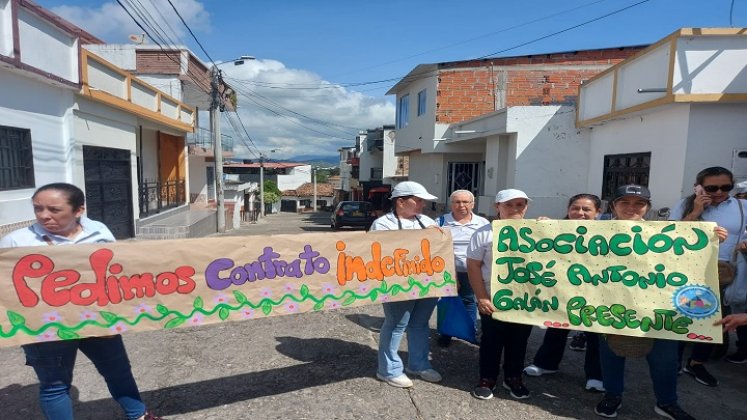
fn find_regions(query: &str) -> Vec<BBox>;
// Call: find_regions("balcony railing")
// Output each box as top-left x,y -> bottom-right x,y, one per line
186,127 -> 234,152
139,179 -> 186,218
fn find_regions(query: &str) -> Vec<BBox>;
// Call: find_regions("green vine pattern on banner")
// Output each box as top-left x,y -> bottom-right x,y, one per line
1,272 -> 455,340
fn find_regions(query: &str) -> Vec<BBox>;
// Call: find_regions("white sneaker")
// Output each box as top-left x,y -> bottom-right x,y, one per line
585,379 -> 605,392
523,364 -> 557,377
405,368 -> 442,383
376,373 -> 413,388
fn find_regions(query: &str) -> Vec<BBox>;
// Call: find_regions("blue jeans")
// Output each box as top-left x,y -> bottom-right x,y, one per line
22,335 -> 145,420
599,337 -> 678,405
378,297 -> 438,378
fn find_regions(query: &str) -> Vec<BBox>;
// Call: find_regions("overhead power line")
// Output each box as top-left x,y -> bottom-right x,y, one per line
165,0 -> 215,66
476,0 -> 653,59
214,0 -> 652,94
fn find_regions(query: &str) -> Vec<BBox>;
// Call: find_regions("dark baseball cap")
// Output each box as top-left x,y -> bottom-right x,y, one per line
613,184 -> 651,201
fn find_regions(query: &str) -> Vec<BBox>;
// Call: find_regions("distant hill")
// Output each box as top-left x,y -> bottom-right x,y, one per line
287,154 -> 338,166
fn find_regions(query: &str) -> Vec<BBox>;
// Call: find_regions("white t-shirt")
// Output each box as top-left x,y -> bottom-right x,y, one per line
439,212 -> 489,272
370,212 -> 437,231
0,217 -> 115,248
466,223 -> 494,294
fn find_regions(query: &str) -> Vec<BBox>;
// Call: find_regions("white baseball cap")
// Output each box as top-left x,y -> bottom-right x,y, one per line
390,181 -> 438,200
495,189 -> 531,203
733,181 -> 747,196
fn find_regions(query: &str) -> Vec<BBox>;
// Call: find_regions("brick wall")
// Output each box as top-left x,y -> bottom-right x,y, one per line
435,47 -> 643,124
136,50 -> 182,74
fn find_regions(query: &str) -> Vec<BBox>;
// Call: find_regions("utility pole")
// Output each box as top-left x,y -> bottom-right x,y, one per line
211,67 -> 226,233
259,154 -> 265,217
313,167 -> 317,212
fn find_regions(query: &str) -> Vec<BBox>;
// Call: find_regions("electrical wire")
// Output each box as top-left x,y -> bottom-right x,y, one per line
224,77 -> 364,134
329,0 -> 613,79
165,0 -> 215,66
471,0 -> 651,59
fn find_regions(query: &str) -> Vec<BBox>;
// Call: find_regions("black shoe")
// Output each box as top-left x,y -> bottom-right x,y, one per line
726,347 -> 747,364
569,332 -> 587,351
683,361 -> 718,387
502,376 -> 530,399
437,334 -> 452,348
654,403 -> 696,420
595,394 -> 622,418
471,378 -> 496,400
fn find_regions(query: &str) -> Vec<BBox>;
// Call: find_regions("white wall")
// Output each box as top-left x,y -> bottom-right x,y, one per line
84,45 -> 137,70
508,106 -> 591,218
138,128 -> 159,183
587,105 -> 690,210
18,8 -> 78,83
0,70 -> 75,225
276,165 -> 311,191
615,43 -> 670,110
188,156 -> 209,203
405,150 -> 444,200
139,75 -> 183,100
0,0 -> 13,57
674,36 -> 747,94
359,141 -> 381,183
392,75 -> 438,154
382,127 -> 396,180
88,59 -> 128,100
682,102 -> 747,193
579,72 -> 614,121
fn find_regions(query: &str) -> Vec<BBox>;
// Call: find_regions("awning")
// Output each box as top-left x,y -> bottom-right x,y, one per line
368,186 -> 391,198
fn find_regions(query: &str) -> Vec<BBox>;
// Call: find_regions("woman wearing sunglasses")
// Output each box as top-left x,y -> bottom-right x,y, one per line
670,167 -> 747,386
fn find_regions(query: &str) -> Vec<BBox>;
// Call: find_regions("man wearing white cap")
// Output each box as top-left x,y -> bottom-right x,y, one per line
371,181 -> 442,388
466,189 -> 534,400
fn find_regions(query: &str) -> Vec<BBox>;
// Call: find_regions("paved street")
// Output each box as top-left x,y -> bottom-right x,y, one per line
1,212 -> 746,419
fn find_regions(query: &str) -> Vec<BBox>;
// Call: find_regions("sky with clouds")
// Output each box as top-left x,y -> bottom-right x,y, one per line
36,0 -> 745,159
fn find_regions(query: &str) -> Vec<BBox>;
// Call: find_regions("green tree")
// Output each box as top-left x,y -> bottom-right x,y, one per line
315,169 -> 330,183
262,180 -> 281,203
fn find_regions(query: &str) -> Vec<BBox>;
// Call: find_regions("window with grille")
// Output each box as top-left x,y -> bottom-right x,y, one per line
601,152 -> 651,201
0,126 -> 35,191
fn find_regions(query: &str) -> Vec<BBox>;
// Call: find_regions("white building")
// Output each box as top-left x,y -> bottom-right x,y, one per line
0,1 -> 194,239
83,44 -> 237,209
386,47 -> 640,217
578,28 -> 747,210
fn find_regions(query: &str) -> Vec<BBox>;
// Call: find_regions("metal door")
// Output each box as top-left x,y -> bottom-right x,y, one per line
83,146 -> 134,239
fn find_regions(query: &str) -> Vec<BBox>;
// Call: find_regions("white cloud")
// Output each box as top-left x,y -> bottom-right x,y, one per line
219,59 -> 395,160
52,0 -> 210,44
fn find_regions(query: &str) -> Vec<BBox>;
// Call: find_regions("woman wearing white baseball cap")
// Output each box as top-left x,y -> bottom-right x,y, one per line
466,188 -> 535,400
371,181 -> 442,388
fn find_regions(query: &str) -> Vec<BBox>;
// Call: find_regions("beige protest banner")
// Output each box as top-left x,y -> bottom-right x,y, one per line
490,220 -> 723,343
0,229 -> 455,347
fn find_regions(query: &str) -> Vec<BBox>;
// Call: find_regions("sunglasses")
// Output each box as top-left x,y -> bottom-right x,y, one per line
702,184 -> 734,193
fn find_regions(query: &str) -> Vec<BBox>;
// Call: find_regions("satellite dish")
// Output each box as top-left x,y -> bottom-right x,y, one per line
128,34 -> 145,44
387,131 -> 396,141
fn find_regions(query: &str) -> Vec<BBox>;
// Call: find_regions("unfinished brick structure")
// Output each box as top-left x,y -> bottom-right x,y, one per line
435,48 -> 644,124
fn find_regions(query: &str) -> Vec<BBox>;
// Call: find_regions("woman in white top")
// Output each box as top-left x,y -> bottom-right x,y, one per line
371,181 -> 442,388
0,183 -> 160,420
466,189 -> 535,400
